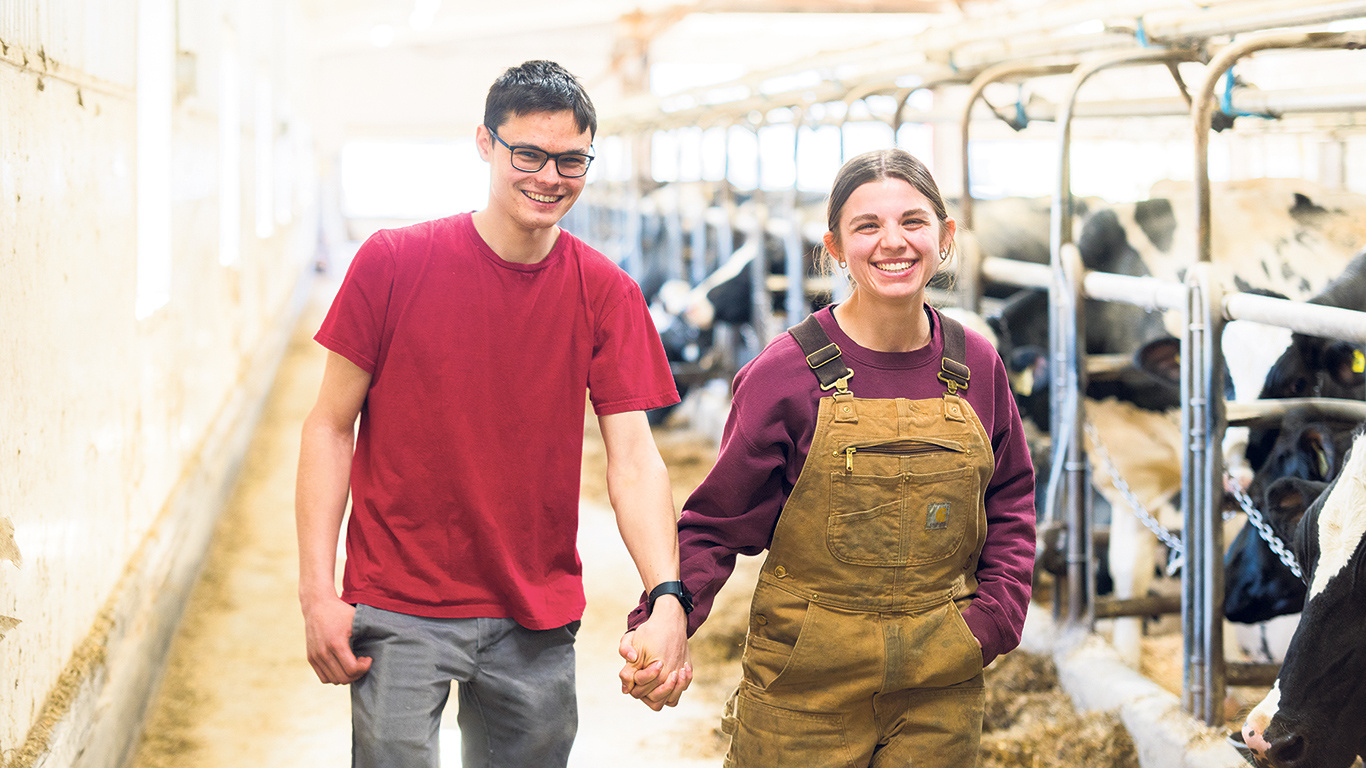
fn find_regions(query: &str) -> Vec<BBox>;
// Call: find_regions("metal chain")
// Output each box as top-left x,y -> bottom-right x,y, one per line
1081,421 -> 1304,580
1083,421 -> 1186,575
1228,481 -> 1304,579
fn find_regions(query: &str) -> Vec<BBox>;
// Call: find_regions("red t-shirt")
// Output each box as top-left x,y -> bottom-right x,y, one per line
316,213 -> 679,629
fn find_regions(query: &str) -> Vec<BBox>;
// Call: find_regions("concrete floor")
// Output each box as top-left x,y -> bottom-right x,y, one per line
127,275 -> 737,767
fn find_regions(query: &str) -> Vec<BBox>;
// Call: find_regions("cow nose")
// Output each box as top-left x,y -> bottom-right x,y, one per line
1266,732 -> 1306,765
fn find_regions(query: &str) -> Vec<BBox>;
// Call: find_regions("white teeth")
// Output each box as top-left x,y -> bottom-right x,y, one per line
876,262 -> 912,272
526,192 -> 559,203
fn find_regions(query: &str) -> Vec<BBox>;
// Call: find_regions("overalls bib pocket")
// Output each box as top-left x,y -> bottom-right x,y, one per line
828,464 -> 978,567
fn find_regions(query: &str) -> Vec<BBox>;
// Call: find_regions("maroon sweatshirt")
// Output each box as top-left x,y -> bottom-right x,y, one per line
630,305 -> 1037,666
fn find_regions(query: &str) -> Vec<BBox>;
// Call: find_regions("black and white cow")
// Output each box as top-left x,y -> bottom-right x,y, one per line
1075,182 -> 1366,404
1240,432 -> 1366,768
1225,250 -> 1366,624
1225,410 -> 1363,624
1252,247 -> 1366,420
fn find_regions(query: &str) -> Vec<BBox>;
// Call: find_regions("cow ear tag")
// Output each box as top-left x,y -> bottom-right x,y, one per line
1353,349 -> 1364,374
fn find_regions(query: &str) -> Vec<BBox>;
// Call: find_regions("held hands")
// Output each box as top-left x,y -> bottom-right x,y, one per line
618,599 -> 692,711
302,595 -> 372,685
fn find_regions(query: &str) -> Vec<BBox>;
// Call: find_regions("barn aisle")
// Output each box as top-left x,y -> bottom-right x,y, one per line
127,274 -> 734,767
122,271 -> 1154,768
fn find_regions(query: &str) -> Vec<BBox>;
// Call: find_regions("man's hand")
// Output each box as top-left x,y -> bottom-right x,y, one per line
617,599 -> 691,711
302,595 -> 372,685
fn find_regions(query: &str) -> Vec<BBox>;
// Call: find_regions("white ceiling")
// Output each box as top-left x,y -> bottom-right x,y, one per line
298,0 -> 963,150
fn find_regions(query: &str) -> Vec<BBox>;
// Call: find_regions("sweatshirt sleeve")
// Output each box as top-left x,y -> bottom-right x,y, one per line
627,340 -> 813,635
959,346 -> 1038,667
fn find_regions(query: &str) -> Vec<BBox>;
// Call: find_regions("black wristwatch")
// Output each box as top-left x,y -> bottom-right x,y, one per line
647,580 -> 694,615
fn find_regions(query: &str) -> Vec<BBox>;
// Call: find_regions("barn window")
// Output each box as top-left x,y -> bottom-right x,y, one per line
136,0 -> 173,319
218,28 -> 242,267
339,139 -> 486,221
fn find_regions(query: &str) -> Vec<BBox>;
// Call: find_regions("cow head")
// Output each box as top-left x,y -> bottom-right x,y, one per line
1259,333 -> 1365,402
1242,436 -> 1366,768
1246,414 -> 1357,511
1223,414 -> 1348,625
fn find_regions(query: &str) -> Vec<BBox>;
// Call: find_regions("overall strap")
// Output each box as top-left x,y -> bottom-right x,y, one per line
935,309 -> 972,422
789,313 -> 858,422
789,314 -> 853,393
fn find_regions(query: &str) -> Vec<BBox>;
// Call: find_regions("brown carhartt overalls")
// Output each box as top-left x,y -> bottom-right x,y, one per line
721,311 -> 993,768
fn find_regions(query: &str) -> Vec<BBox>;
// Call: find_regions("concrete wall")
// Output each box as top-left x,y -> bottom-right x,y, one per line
0,1 -> 314,766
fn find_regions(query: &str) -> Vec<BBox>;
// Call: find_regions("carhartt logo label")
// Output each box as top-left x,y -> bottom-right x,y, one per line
926,502 -> 950,530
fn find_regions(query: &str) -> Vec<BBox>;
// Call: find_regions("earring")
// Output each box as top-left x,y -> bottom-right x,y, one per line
939,249 -> 948,261
837,259 -> 847,268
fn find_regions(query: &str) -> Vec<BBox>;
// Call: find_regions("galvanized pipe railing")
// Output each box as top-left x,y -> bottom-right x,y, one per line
746,118 -> 773,347
957,58 -> 1079,233
1187,28 -> 1366,726
782,108 -> 807,326
1044,46 -> 1204,626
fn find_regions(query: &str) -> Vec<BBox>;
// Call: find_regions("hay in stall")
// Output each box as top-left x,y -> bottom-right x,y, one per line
980,650 -> 1140,768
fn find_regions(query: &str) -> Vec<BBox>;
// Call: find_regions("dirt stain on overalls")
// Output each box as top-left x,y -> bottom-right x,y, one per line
722,312 -> 993,768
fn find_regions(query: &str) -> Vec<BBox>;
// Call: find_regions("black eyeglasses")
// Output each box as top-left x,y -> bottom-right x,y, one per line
485,126 -> 594,178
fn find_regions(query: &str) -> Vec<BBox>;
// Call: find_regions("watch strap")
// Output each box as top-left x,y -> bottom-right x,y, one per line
647,580 -> 694,615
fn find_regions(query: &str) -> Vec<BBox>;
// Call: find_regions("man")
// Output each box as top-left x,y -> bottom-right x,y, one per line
296,60 -> 691,768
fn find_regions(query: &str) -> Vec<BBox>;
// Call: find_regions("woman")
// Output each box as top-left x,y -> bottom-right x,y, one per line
623,149 -> 1036,766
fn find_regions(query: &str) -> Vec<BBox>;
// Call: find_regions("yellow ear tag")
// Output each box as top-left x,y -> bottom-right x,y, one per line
1354,349 -> 1365,374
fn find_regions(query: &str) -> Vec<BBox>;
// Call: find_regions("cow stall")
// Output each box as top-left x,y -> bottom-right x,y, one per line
579,3 -> 1366,762
963,26 -> 1366,733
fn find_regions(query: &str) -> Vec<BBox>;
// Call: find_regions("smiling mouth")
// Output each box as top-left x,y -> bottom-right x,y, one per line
874,261 -> 917,274
524,191 -> 561,204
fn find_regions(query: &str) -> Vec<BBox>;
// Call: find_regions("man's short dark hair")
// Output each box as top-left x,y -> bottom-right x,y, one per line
484,60 -> 597,138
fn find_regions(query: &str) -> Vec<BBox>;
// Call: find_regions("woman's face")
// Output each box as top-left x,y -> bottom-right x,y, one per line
824,177 -> 955,306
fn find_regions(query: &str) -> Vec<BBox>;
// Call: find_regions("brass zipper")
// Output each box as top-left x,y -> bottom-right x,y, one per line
835,437 -> 966,472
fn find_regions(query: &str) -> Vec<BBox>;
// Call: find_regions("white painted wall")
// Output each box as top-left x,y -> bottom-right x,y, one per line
0,1 -> 314,765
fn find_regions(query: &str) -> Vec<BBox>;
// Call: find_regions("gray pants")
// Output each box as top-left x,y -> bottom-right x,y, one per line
349,604 -> 579,768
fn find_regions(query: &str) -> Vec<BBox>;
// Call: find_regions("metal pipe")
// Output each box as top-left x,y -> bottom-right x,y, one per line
959,58 -> 1079,231
602,1 -> 1366,133
749,118 -> 772,346
665,135 -> 686,283
982,260 -> 1188,307
626,133 -> 645,281
1194,30 -> 1366,268
1224,293 -> 1366,342
1046,50 -> 1202,628
1227,397 -> 1366,427
1200,264 -> 1228,727
1082,271 -> 1188,311
1188,29 -> 1366,725
1226,662 -> 1283,687
956,233 -> 984,313
1062,242 -> 1089,625
718,122 -> 736,273
981,256 -> 1051,289
1092,594 -> 1184,619
1174,267 -> 1196,710
1231,85 -> 1366,115
1181,266 -> 1207,720
1147,0 -> 1366,42
879,83 -> 1366,130
785,109 -> 807,324
690,200 -> 708,285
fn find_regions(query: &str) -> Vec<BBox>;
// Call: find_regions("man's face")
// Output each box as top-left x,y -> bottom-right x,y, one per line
477,110 -> 593,235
